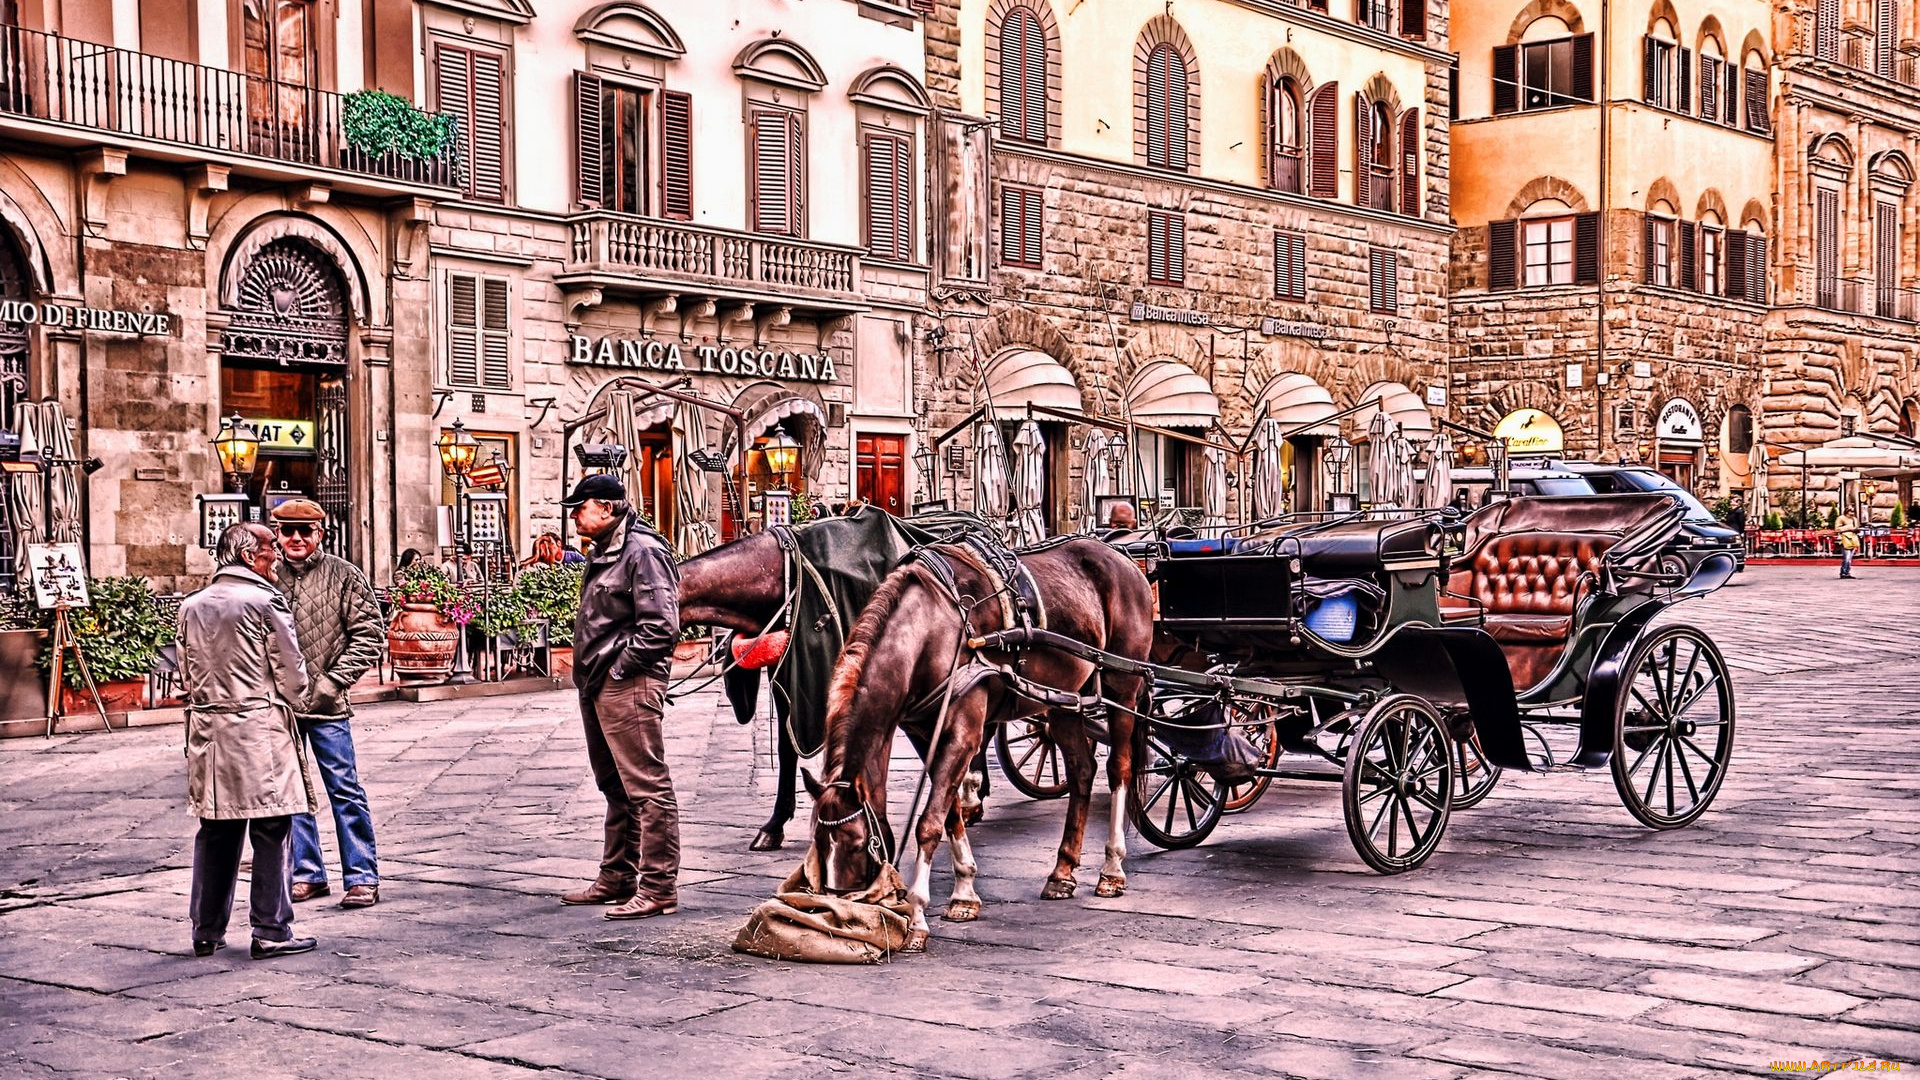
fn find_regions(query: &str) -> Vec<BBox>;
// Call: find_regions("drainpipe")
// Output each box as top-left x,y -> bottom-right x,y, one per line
1595,0 -> 1612,462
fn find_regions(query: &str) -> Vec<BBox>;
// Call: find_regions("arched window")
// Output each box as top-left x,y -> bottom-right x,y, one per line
1270,77 -> 1303,193
1727,404 -> 1754,454
1145,44 -> 1189,170
1356,98 -> 1394,212
997,5 -> 1048,144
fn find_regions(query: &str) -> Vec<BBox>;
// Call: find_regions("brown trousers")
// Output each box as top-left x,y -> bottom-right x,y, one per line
581,674 -> 679,900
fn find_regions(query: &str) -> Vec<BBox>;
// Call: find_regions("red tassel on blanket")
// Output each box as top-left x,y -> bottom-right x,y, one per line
731,630 -> 791,670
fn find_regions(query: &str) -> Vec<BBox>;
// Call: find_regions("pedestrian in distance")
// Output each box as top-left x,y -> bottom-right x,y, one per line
179,523 -> 316,960
557,473 -> 684,920
1835,506 -> 1861,579
270,499 -> 386,908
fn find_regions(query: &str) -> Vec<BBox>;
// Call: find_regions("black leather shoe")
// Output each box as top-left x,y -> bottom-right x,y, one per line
193,939 -> 224,957
250,936 -> 317,959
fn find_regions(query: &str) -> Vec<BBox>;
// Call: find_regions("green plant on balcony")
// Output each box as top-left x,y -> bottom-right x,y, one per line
340,90 -> 458,162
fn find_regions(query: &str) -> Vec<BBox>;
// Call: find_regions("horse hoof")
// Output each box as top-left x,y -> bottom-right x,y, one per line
1095,875 -> 1127,898
748,828 -> 784,852
901,929 -> 929,954
942,900 -> 981,922
1040,878 -> 1077,900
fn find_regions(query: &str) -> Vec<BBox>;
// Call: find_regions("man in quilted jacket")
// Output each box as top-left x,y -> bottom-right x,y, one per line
271,499 -> 386,908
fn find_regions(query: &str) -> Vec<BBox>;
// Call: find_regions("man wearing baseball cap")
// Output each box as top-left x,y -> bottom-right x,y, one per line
268,499 -> 385,908
558,474 -> 683,919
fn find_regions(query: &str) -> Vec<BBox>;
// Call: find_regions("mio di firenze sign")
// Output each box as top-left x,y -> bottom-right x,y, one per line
568,334 -> 837,383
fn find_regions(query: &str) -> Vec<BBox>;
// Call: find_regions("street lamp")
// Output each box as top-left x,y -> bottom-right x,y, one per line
1489,437 -> 1511,497
1325,435 -> 1353,511
437,418 -> 479,684
212,413 -> 260,493
1863,478 -> 1880,523
762,430 -> 799,488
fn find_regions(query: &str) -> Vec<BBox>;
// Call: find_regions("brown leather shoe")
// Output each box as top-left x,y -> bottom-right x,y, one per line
339,884 -> 379,908
290,882 -> 330,903
560,879 -> 635,906
604,894 -> 677,920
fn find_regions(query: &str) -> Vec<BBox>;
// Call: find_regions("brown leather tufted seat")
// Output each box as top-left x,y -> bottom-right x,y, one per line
1446,531 -> 1614,689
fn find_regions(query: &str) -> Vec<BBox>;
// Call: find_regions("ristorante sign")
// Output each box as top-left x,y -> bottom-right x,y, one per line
0,299 -> 175,336
568,335 -> 837,383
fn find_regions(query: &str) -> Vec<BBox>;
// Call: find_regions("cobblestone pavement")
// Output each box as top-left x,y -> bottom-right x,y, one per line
3,566 -> 1917,1079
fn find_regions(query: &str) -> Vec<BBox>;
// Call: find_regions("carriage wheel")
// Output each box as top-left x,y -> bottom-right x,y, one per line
1126,729 -> 1225,849
1449,729 -> 1501,810
1611,624 -> 1735,830
996,718 -> 1071,800
1341,694 -> 1454,874
1223,704 -> 1282,814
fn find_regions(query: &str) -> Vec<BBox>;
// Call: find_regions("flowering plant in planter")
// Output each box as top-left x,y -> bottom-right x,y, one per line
393,564 -> 468,620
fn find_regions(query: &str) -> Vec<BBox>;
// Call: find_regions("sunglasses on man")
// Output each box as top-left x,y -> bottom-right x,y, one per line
276,523 -> 319,538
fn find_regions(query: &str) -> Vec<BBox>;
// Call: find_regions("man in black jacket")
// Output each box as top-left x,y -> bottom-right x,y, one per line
558,474 -> 682,919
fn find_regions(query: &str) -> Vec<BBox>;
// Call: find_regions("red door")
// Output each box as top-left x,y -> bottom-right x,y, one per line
857,434 -> 906,514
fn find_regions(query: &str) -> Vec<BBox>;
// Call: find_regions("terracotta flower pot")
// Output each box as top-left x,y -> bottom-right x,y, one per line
60,679 -> 148,717
548,647 -> 574,678
388,603 -> 458,682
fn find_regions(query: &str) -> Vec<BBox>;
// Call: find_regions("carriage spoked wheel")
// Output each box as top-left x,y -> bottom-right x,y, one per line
1341,694 -> 1455,874
1127,729 -> 1226,849
1449,728 -> 1502,810
1610,624 -> 1735,830
995,718 -> 1071,800
1223,703 -> 1282,815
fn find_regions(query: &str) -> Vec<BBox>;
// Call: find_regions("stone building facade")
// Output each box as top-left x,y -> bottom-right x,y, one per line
923,0 -> 1455,527
1762,0 -> 1920,515
0,0 -> 451,592
1448,0 -> 1777,496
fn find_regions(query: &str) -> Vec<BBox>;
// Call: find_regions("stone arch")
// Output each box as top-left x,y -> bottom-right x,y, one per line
1504,175 -> 1592,217
1646,0 -> 1680,35
216,213 -> 371,323
0,160 -> 74,297
1644,176 -> 1683,214
1740,29 -> 1769,65
985,0 -> 1062,146
1738,197 -> 1769,231
1117,323 -> 1209,389
1134,15 -> 1201,169
1505,0 -> 1585,42
1810,132 -> 1855,169
972,306 -> 1086,407
1476,380 -> 1566,431
1334,346 -> 1425,407
1696,14 -> 1727,55
1264,47 -> 1315,97
732,38 -> 827,92
1359,72 -> 1404,116
1695,188 -> 1730,223
572,2 -> 685,58
1236,341 -> 1341,415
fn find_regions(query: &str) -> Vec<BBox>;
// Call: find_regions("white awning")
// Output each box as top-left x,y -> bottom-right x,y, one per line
1351,381 -> 1434,439
1126,360 -> 1220,428
1776,436 -> 1920,471
980,348 -> 1082,418
741,394 -> 827,442
630,398 -> 675,431
1256,372 -> 1337,435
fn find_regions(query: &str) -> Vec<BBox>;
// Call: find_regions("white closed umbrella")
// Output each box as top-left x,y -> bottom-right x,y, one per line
1082,429 -> 1111,533
1202,446 -> 1228,527
1011,419 -> 1047,545
1366,412 -> 1396,506
1748,441 -> 1769,519
1421,431 -> 1454,509
1394,432 -> 1419,508
1252,417 -> 1285,521
974,422 -> 1010,526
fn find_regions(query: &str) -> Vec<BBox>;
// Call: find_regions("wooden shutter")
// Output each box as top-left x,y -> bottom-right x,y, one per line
864,133 -> 912,261
1146,46 -> 1188,169
1274,230 -> 1307,299
1724,62 -> 1738,124
574,72 -> 603,207
1368,249 -> 1398,312
1002,187 -> 1042,266
1816,0 -> 1838,59
1398,108 -> 1420,217
1725,230 -> 1750,299
1308,82 -> 1338,198
1148,210 -> 1184,285
468,52 -> 504,201
447,273 -> 479,387
751,109 -> 799,235
1643,37 -> 1658,102
659,90 -> 693,220
1816,188 -> 1840,306
481,277 -> 510,390
1401,0 -> 1425,40
1876,202 -> 1898,314
1748,235 -> 1767,304
1677,48 -> 1692,112
1488,219 -> 1518,290
1493,45 -> 1518,114
1260,72 -> 1273,185
1699,56 -> 1717,119
436,48 -> 475,196
1876,0 -> 1896,77
1744,68 -> 1769,132
1574,211 -> 1600,285
1679,220 -> 1697,290
1642,215 -> 1658,284
1000,8 -> 1047,143
1572,35 -> 1595,100
1353,94 -> 1371,209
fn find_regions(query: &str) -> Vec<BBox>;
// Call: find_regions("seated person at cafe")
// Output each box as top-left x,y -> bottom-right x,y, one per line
1105,501 -> 1138,530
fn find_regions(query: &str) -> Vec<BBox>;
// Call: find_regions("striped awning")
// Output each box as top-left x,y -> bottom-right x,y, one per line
1127,360 -> 1219,428
980,348 -> 1082,418
1351,381 -> 1434,439
1255,372 -> 1338,435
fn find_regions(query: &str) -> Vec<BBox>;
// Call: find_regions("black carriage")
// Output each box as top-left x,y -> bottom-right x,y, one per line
987,493 -> 1738,874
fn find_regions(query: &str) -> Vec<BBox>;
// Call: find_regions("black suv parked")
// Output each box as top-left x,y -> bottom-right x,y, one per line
1555,462 -> 1746,575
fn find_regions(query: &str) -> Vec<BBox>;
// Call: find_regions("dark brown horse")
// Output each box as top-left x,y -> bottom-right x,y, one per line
804,537 -> 1154,949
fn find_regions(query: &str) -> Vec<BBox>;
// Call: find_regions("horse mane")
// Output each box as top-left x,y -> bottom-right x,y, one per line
822,560 -> 932,776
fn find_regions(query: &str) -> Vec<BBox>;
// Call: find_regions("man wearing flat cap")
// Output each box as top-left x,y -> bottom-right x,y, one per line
269,498 -> 386,909
558,473 -> 683,919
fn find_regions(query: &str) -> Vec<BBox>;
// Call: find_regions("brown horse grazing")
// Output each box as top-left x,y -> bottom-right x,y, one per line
804,536 -> 1154,949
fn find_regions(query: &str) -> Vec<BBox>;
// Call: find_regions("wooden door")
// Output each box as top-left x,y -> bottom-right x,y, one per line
857,434 -> 906,514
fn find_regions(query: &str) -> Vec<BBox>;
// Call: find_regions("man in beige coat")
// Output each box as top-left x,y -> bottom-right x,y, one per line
179,523 -> 316,959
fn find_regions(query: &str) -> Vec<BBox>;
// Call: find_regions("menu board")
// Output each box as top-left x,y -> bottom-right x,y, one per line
26,543 -> 90,610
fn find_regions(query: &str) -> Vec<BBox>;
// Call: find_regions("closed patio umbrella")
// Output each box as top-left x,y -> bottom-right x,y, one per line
1082,429 -> 1111,532
1394,432 -> 1419,508
1252,417 -> 1284,521
1421,431 -> 1454,509
671,399 -> 717,556
973,422 -> 1010,526
1202,446 -> 1228,527
1011,419 -> 1047,545
1366,412 -> 1396,507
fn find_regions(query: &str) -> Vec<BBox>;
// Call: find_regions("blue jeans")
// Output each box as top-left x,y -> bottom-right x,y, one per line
1841,548 -> 1855,576
291,718 -> 379,888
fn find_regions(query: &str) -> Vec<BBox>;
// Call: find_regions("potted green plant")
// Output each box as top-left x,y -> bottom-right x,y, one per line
514,563 -> 582,676
1891,503 -> 1908,530
45,576 -> 173,715
387,564 -> 464,682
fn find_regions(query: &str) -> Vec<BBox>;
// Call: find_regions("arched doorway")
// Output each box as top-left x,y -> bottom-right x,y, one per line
724,382 -> 826,539
219,236 -> 353,559
977,347 -> 1081,534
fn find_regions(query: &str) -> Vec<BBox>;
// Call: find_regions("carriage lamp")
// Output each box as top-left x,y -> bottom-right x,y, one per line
437,418 -> 479,480
212,413 -> 261,492
763,430 -> 800,487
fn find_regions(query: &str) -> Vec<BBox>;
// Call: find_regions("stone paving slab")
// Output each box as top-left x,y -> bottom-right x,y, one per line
2,566 -> 1917,1078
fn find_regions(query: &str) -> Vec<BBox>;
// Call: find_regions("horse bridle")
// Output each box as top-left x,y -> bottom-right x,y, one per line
816,780 -> 889,891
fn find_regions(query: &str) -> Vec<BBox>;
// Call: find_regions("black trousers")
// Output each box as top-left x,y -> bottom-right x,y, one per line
189,816 -> 294,944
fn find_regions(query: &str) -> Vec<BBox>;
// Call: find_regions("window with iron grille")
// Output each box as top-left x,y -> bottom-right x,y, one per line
446,272 -> 512,391
1269,77 -> 1303,193
1368,248 -> 1399,313
1148,210 -> 1186,286
1274,230 -> 1306,300
1000,185 -> 1044,268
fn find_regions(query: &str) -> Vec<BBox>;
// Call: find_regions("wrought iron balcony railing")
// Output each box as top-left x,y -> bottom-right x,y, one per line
0,25 -> 455,187
567,212 -> 861,299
